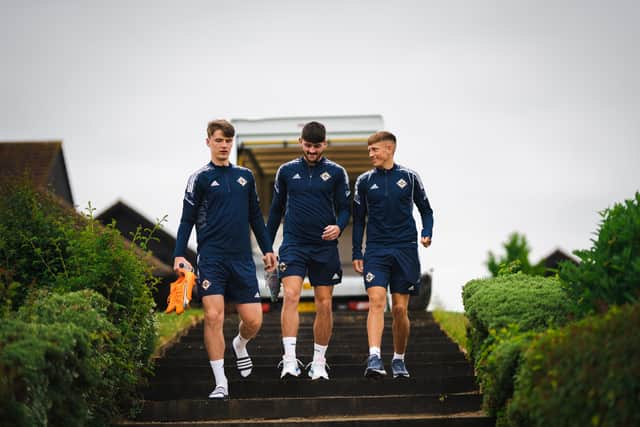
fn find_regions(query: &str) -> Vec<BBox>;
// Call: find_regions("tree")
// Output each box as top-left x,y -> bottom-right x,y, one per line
486,232 -> 545,277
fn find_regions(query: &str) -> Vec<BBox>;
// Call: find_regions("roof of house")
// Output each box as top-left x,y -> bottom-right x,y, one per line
0,141 -> 74,205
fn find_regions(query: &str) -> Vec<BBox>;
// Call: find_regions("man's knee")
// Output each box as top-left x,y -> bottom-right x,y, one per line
243,314 -> 262,332
315,296 -> 332,315
204,307 -> 224,328
368,291 -> 386,312
392,303 -> 408,319
283,286 -> 301,306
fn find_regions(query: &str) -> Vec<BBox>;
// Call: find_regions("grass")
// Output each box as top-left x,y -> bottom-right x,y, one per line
154,307 -> 204,356
432,309 -> 470,354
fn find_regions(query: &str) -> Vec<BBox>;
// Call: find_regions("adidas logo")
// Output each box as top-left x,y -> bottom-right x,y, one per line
211,180 -> 220,187
332,273 -> 340,280
408,285 -> 415,291
370,183 -> 379,190
292,173 -> 301,179
254,291 -> 260,298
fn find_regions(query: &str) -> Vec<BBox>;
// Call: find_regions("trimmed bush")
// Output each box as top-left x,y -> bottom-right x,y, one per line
507,302 -> 640,427
560,192 -> 640,317
462,273 -> 570,364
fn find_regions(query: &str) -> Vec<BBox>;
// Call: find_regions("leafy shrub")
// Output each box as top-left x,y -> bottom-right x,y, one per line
462,273 -> 570,364
0,179 -> 159,424
506,302 -> 640,427
0,319 -> 93,426
560,192 -> 640,317
53,216 -> 158,386
474,326 -> 537,421
16,290 -> 123,425
0,178 -> 76,310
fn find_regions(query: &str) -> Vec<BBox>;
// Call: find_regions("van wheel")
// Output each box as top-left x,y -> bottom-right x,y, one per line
408,274 -> 432,311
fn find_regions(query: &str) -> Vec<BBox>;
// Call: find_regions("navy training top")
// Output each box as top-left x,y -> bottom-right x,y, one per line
174,162 -> 273,259
352,163 -> 434,260
266,156 -> 351,246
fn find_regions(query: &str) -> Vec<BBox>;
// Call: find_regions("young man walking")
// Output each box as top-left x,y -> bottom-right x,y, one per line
266,121 -> 351,380
174,119 -> 277,399
352,131 -> 434,378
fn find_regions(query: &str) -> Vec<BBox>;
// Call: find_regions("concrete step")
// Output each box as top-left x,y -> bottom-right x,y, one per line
161,341 -> 462,356
118,412 -> 495,426
143,376 -> 479,400
151,361 -> 473,381
135,392 -> 484,422
178,332 -> 450,343
155,351 -> 468,367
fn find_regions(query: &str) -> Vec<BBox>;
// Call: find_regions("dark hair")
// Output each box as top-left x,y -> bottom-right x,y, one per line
368,131 -> 396,145
301,121 -> 326,143
207,119 -> 235,138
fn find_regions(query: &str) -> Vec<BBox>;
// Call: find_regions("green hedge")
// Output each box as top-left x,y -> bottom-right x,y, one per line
506,302 -> 640,427
560,192 -> 640,317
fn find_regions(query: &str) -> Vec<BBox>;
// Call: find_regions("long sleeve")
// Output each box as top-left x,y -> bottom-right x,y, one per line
412,171 -> 434,239
351,175 -> 367,260
248,172 -> 273,254
174,174 -> 201,258
334,166 -> 351,233
266,165 -> 287,243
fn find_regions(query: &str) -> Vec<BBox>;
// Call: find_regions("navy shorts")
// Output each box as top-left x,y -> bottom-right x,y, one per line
196,254 -> 260,304
277,244 -> 342,286
363,246 -> 420,295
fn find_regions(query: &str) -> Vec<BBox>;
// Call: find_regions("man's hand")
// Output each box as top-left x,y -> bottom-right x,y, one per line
263,252 -> 277,272
352,259 -> 363,274
173,256 -> 193,273
322,225 -> 341,241
421,236 -> 432,248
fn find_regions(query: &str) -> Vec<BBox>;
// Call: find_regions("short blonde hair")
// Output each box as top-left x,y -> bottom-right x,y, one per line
367,131 -> 396,145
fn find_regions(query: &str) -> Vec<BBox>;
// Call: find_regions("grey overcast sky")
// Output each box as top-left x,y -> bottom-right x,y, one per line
2,1 -> 639,310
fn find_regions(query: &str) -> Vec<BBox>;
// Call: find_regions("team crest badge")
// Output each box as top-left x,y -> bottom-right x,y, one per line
279,262 -> 287,272
237,177 -> 247,186
396,178 -> 407,189
320,172 -> 331,181
201,279 -> 211,290
365,272 -> 375,283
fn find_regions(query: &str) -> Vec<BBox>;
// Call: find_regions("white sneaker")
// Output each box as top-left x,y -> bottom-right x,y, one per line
208,384 -> 229,400
307,360 -> 329,380
278,357 -> 302,378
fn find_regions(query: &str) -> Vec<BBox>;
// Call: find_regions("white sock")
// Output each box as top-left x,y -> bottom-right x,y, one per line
393,352 -> 405,361
369,346 -> 381,358
283,337 -> 297,360
210,359 -> 227,389
233,333 -> 250,359
313,343 -> 328,363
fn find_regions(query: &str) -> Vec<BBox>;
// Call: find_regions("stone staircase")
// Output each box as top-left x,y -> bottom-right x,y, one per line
117,310 -> 494,426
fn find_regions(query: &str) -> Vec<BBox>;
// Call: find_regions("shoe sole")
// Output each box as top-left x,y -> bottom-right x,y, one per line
208,394 -> 230,400
393,373 -> 410,379
280,371 -> 301,379
364,368 -> 387,378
